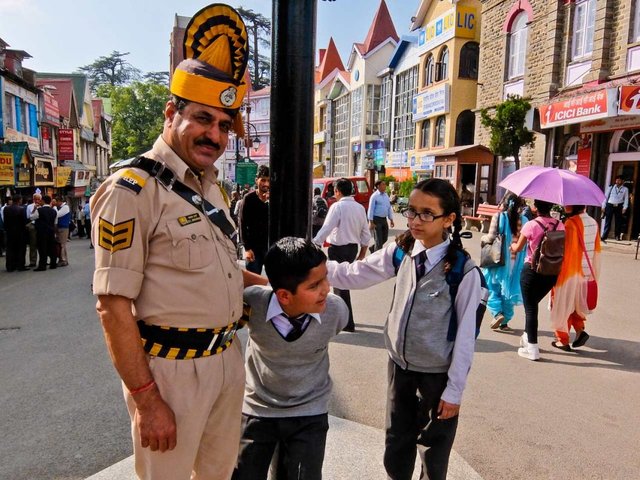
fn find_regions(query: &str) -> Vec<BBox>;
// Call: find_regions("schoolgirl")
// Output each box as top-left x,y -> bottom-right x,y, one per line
326,178 -> 484,480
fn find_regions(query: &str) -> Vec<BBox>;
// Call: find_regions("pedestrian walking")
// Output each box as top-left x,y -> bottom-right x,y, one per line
482,193 -> 528,332
368,180 -> 395,252
32,195 -> 58,271
325,179 -> 485,480
240,165 -> 270,274
511,199 -> 565,361
549,205 -> 601,350
25,193 -> 41,267
91,5 -> 265,479
311,187 -> 328,237
55,196 -> 71,266
313,178 -> 371,332
83,200 -> 92,248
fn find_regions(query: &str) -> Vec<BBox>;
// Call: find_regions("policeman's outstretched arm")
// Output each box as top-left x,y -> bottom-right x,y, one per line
96,294 -> 177,452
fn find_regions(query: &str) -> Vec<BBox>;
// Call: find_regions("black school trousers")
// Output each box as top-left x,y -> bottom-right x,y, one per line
520,263 -> 557,344
384,360 -> 458,480
233,413 -> 329,480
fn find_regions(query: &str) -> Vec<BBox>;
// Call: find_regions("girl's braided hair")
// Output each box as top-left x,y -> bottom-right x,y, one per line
396,178 -> 469,271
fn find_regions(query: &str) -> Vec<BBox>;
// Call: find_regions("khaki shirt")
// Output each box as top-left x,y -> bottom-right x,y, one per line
92,136 -> 243,328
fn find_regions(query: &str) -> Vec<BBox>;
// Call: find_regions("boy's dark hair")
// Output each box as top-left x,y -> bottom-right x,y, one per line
264,237 -> 327,294
396,178 -> 468,269
534,199 -> 554,215
313,187 -> 321,196
374,180 -> 384,188
256,165 -> 270,179
334,178 -> 353,196
42,195 -> 52,204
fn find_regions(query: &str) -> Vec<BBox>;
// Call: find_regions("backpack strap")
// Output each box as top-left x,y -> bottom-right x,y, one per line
446,250 -> 488,341
392,245 -> 406,275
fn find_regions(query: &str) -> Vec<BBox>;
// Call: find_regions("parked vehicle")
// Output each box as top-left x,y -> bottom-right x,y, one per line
312,176 -> 372,212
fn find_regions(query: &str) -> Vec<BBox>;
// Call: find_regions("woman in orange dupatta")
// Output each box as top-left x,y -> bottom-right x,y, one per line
549,205 -> 601,350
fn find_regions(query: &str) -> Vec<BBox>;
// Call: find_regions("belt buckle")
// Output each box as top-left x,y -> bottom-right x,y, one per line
219,324 -> 237,346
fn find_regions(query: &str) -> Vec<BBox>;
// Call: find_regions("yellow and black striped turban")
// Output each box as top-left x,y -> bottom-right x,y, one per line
170,3 -> 249,135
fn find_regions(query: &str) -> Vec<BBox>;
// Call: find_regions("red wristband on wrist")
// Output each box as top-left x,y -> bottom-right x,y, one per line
129,379 -> 156,396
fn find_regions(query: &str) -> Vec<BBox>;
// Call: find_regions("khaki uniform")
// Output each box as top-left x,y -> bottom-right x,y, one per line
92,136 -> 245,480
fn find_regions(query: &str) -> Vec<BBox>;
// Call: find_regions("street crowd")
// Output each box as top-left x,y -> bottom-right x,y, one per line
0,193 -> 92,272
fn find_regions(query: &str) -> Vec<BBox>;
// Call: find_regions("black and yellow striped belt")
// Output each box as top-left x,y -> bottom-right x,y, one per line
137,320 -> 238,360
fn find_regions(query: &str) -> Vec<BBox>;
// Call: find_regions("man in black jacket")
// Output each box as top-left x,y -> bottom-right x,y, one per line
241,165 -> 270,274
32,195 -> 58,271
3,195 -> 30,272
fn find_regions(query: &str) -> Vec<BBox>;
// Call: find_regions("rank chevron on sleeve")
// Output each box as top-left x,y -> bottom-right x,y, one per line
98,217 -> 135,253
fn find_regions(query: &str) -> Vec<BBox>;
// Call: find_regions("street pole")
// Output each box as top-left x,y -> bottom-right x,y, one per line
270,0 -> 316,243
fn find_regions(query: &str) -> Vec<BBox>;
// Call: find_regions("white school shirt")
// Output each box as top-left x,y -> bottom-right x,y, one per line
312,196 -> 371,247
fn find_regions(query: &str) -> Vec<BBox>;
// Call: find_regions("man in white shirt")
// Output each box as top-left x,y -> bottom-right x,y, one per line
601,175 -> 630,242
25,193 -> 41,267
313,178 -> 371,331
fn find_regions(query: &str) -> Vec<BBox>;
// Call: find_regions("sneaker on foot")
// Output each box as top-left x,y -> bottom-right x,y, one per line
490,313 -> 505,330
551,341 -> 572,352
498,324 -> 512,332
518,343 -> 540,361
520,332 -> 529,348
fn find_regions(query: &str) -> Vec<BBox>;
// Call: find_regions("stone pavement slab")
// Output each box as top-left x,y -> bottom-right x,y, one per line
85,415 -> 482,480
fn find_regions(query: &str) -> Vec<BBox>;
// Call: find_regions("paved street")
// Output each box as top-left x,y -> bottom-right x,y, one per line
1,215 -> 639,479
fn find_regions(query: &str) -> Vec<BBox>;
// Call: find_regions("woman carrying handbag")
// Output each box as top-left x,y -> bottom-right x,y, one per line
481,193 -> 528,332
549,205 -> 601,351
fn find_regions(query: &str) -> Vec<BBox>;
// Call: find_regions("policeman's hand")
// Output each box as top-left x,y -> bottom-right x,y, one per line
135,390 -> 177,452
437,399 -> 460,420
245,249 -> 255,263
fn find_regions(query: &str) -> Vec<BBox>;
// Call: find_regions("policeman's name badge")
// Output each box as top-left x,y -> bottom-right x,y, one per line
116,169 -> 146,194
98,217 -> 135,253
178,213 -> 202,226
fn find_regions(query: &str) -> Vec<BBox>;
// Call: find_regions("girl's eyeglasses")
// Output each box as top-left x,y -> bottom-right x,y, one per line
401,208 -> 446,223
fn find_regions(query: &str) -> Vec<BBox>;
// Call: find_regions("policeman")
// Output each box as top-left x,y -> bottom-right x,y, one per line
91,5 -> 265,479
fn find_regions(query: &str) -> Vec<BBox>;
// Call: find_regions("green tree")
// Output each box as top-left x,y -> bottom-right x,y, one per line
237,7 -> 271,89
108,81 -> 169,160
79,51 -> 141,93
480,96 -> 535,170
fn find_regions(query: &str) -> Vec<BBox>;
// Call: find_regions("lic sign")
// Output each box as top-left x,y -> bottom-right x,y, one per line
418,6 -> 477,54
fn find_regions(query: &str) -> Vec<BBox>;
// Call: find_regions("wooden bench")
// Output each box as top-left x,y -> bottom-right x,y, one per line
462,204 -> 501,233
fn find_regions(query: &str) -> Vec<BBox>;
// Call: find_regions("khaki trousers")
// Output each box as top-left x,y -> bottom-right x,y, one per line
125,340 -> 245,480
57,228 -> 69,263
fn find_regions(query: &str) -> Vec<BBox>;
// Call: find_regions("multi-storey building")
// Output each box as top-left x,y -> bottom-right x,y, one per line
477,0 -> 640,239
314,0 -> 399,178
409,0 -> 491,207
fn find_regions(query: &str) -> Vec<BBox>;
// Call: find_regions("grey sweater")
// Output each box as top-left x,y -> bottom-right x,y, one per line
242,286 -> 349,417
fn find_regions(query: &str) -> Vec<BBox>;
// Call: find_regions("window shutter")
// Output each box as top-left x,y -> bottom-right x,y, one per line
15,97 -> 22,133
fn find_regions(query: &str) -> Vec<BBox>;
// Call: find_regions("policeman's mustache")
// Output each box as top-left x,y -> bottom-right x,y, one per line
195,138 -> 220,150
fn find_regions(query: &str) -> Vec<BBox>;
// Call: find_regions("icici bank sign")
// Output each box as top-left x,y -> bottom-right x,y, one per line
539,88 -> 617,129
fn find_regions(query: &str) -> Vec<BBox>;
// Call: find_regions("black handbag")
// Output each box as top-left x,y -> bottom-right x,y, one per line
480,214 -> 505,268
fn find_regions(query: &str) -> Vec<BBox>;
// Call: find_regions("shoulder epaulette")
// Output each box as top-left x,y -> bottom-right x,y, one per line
115,168 -> 148,195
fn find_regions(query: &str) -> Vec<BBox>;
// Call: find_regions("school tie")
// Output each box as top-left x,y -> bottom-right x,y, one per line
416,251 -> 428,280
283,313 -> 309,341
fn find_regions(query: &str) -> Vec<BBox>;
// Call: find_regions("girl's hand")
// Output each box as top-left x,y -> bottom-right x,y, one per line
437,399 -> 460,420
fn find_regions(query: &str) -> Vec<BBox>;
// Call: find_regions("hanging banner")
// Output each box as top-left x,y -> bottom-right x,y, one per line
575,134 -> 592,177
0,152 -> 15,186
58,128 -> 75,160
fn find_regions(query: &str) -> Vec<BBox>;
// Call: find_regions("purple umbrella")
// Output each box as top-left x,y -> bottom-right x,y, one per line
498,166 -> 605,206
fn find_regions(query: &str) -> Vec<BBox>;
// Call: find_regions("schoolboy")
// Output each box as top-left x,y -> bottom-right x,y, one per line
233,237 -> 348,480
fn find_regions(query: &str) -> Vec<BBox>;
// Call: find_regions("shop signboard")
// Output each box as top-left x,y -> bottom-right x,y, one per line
0,152 -> 15,186
73,170 -> 91,187
539,88 -> 617,129
410,154 -> 435,171
58,128 -> 75,160
42,92 -> 61,126
581,114 -> 640,133
235,159 -> 258,187
417,6 -> 477,54
56,167 -> 72,188
618,86 -> 640,115
575,134 -> 592,177
413,84 -> 450,122
386,151 -> 408,168
34,158 -> 55,186
5,128 -> 39,152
